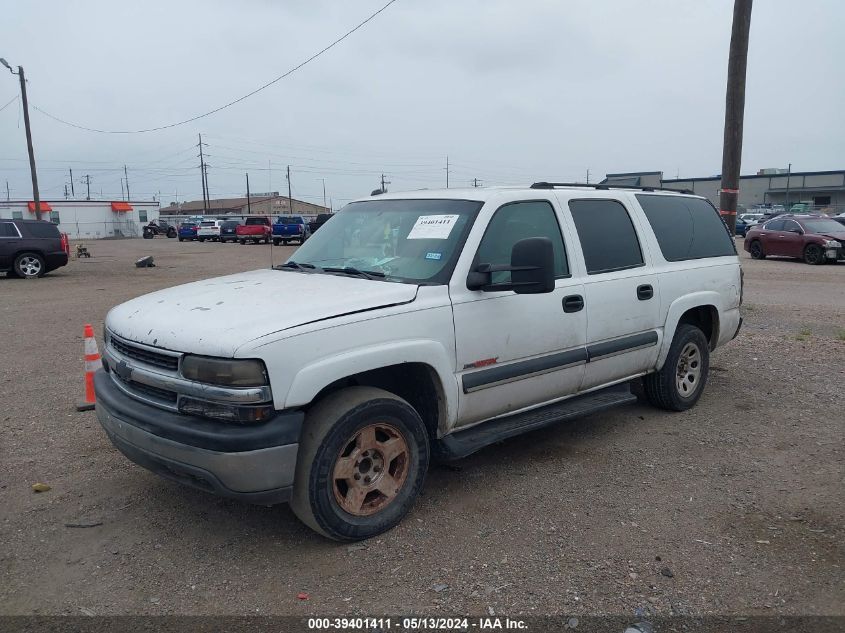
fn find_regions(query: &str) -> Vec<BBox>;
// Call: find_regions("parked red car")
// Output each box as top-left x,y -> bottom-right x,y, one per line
744,214 -> 845,265
236,216 -> 272,244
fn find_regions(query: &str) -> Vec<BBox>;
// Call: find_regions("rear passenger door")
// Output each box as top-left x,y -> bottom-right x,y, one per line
758,219 -> 785,255
0,221 -> 21,269
562,197 -> 661,391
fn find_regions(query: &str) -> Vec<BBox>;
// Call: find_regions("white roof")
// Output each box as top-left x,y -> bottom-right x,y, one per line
350,185 -> 704,205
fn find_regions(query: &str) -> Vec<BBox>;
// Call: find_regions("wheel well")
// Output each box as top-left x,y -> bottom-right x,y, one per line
678,305 -> 719,350
13,249 -> 46,262
308,363 -> 445,441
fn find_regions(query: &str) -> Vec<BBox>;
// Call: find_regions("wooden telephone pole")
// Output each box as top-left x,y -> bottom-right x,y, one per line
719,0 -> 753,233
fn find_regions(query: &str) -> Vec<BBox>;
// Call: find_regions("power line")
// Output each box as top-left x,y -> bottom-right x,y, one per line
0,95 -> 19,113
29,0 -> 400,134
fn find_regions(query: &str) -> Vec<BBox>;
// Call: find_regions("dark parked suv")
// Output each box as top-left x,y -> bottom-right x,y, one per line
0,219 -> 69,278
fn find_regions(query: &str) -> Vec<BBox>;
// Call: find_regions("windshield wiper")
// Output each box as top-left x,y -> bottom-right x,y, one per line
275,261 -> 318,272
323,266 -> 386,280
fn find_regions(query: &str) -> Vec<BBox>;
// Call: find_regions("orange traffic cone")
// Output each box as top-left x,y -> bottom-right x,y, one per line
76,324 -> 101,412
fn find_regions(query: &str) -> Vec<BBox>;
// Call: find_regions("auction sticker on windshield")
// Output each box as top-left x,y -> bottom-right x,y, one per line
407,214 -> 459,239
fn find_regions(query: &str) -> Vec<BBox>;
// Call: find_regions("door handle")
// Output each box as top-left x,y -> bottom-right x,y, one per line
637,284 -> 654,300
562,294 -> 584,313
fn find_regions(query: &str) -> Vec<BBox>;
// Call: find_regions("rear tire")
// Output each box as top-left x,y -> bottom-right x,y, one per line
273,239 -> 280,246
290,387 -> 430,541
643,324 -> 710,412
749,240 -> 765,259
803,244 -> 825,265
13,252 -> 46,279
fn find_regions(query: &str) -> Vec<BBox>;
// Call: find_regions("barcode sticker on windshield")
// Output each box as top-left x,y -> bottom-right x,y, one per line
407,215 -> 460,240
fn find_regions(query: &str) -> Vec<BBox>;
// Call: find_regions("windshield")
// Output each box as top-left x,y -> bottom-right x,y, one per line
286,198 -> 482,283
801,219 -> 845,233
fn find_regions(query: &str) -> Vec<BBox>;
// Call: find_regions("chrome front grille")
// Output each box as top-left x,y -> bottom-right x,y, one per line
109,335 -> 180,371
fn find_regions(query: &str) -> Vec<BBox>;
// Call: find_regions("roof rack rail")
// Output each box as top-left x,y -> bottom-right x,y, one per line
530,181 -> 694,195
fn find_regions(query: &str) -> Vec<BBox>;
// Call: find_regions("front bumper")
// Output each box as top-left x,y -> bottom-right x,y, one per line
94,370 -> 303,505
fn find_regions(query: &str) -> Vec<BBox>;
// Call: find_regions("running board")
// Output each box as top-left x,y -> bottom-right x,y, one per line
435,383 -> 637,460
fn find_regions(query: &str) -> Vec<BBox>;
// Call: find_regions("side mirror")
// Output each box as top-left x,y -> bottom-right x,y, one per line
466,237 -> 555,294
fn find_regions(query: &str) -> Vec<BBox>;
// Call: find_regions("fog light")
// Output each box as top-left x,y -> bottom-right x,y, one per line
178,397 -> 275,423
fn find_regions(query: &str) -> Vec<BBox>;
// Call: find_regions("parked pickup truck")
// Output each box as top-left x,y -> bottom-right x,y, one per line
272,215 -> 311,245
237,216 -> 272,244
309,213 -> 333,235
95,184 -> 742,541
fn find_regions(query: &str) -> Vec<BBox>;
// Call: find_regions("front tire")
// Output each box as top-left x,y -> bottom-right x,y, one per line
290,387 -> 430,541
804,244 -> 825,265
749,240 -> 765,259
14,252 -> 46,279
643,324 -> 710,411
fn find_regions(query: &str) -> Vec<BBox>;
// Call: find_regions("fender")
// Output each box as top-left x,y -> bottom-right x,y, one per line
283,339 -> 459,428
657,292 -> 724,370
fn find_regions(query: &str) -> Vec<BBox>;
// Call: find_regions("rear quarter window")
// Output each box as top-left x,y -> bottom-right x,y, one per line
22,221 -> 61,239
636,195 -> 735,261
569,199 -> 644,274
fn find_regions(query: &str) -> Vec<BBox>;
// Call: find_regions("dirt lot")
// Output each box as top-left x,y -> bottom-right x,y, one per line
0,237 -> 842,617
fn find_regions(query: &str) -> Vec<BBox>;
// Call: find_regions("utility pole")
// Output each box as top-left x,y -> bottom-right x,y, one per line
321,178 -> 327,210
198,133 -> 208,214
380,173 -> 390,193
286,165 -> 293,214
246,173 -> 252,214
124,165 -> 130,201
784,162 -> 791,208
64,184 -> 68,199
586,169 -> 590,184
5,180 -> 9,201
719,0 -> 753,234
472,178 -> 481,188
120,178 -> 125,200
84,174 -> 91,200
1,60 -> 42,220
69,168 -> 75,197
446,155 -> 450,189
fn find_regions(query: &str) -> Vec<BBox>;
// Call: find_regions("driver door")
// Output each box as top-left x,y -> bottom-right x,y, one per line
450,200 -> 587,427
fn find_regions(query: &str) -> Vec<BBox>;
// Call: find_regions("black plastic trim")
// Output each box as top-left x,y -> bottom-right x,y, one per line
462,348 -> 588,394
105,428 -> 292,505
587,331 -> 658,361
94,369 -> 303,452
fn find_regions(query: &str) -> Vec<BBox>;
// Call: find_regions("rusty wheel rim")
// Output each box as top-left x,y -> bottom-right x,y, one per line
332,423 -> 410,516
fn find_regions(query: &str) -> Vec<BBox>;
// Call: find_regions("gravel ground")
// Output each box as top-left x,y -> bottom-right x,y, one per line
0,237 -> 842,617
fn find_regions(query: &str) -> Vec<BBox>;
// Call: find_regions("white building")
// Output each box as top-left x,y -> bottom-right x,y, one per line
0,199 -> 160,239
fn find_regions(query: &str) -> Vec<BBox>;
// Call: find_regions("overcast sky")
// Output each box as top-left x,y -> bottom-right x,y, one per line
2,0 -> 843,209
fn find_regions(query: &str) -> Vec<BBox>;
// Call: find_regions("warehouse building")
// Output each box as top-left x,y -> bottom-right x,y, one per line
0,199 -> 160,239
602,169 -> 845,214
160,193 -> 329,217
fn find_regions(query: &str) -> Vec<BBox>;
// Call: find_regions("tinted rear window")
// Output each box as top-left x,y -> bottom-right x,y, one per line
278,216 -> 303,224
0,222 -> 19,237
569,199 -> 644,274
636,195 -> 735,261
23,221 -> 61,239
200,221 -> 217,226
763,219 -> 784,231
245,217 -> 268,225
221,221 -> 240,228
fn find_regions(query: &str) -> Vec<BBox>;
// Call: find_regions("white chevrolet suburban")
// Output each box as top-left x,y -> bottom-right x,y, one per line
95,183 -> 742,541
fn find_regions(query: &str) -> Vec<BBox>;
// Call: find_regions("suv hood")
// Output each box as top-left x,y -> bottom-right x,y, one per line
106,269 -> 418,357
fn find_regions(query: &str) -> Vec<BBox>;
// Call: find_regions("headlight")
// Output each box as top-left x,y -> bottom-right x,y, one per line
822,240 -> 841,248
180,355 -> 268,387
